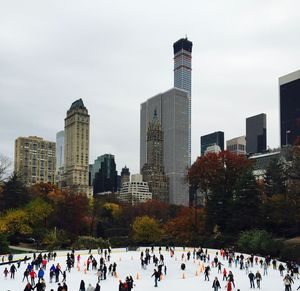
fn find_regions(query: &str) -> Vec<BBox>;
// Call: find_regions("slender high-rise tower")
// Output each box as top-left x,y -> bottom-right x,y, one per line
173,37 -> 192,164
62,98 -> 92,197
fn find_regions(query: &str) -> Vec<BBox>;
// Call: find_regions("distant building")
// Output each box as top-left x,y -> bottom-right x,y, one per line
226,136 -> 246,155
120,166 -> 130,187
173,37 -> 193,163
55,130 -> 64,185
140,88 -> 189,205
200,131 -> 224,156
279,69 -> 300,146
14,136 -> 56,185
204,144 -> 221,154
56,131 -> 64,170
62,98 -> 92,197
119,174 -> 152,205
91,154 -> 118,195
246,113 -> 267,154
141,110 -> 168,203
248,148 -> 290,179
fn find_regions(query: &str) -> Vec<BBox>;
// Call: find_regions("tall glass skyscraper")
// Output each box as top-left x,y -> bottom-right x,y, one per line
173,37 -> 193,164
279,69 -> 300,147
246,113 -> 267,154
140,88 -> 189,206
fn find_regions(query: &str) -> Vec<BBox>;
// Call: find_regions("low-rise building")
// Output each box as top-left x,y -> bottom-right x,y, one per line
119,174 -> 152,205
14,136 -> 56,185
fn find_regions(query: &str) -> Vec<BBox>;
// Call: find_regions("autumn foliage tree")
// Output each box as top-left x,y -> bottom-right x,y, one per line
187,151 -> 261,234
131,215 -> 163,244
164,207 -> 204,244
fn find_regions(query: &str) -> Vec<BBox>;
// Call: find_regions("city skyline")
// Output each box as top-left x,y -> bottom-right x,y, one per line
1,1 -> 300,174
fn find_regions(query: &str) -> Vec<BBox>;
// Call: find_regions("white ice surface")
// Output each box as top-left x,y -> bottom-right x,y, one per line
0,247 -> 299,291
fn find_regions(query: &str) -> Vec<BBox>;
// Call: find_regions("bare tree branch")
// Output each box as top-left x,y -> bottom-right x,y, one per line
0,154 -> 11,183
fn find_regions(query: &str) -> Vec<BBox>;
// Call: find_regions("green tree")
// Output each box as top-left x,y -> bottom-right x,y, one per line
25,198 -> 53,228
228,169 -> 262,232
0,173 -> 31,212
131,215 -> 162,244
264,158 -> 287,197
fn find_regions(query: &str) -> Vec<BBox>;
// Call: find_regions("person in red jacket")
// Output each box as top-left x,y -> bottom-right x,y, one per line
226,280 -> 233,291
29,269 -> 36,286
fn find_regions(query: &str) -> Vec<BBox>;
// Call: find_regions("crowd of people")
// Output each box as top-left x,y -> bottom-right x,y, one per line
0,246 -> 299,291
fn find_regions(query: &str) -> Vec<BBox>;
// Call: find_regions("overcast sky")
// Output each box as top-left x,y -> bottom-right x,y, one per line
1,0 -> 300,174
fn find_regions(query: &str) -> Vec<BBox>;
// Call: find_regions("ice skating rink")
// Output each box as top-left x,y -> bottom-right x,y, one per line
0,247 -> 298,291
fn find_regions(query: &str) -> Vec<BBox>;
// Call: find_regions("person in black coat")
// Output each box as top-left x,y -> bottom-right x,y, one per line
79,280 -> 85,291
95,283 -> 101,291
248,271 -> 255,288
212,277 -> 221,291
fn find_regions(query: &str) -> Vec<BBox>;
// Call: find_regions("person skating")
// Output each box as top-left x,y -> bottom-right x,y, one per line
10,263 -> 17,279
256,271 -> 262,289
62,283 -> 68,291
226,280 -> 233,291
79,279 -> 86,291
204,265 -> 211,281
126,275 -> 134,291
212,277 -> 221,291
33,278 -> 46,291
95,283 -> 101,291
38,267 -> 45,283
227,271 -> 235,288
24,282 -> 33,291
57,283 -> 63,291
3,267 -> 9,278
279,264 -> 285,276
283,274 -> 294,291
30,269 -> 37,286
23,268 -> 30,282
152,269 -> 160,287
86,283 -> 94,291
248,270 -> 255,288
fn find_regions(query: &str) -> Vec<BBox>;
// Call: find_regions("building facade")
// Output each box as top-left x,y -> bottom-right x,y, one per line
226,136 -> 246,155
204,144 -> 221,154
200,131 -> 224,156
55,130 -> 64,185
140,88 -> 189,206
14,136 -> 56,185
62,98 -> 92,197
246,113 -> 267,154
173,37 -> 192,164
56,130 -> 64,170
91,154 -> 118,195
279,69 -> 300,147
119,174 -> 152,205
120,166 -> 130,188
141,111 -> 169,203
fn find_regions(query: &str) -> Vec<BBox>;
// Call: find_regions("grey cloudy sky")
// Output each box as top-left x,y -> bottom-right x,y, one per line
1,0 -> 300,174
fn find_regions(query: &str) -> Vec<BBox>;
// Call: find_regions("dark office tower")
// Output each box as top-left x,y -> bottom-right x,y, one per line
121,166 -> 130,187
200,131 -> 224,156
279,70 -> 300,146
173,37 -> 192,164
142,110 -> 169,203
246,113 -> 267,154
91,154 -> 118,195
